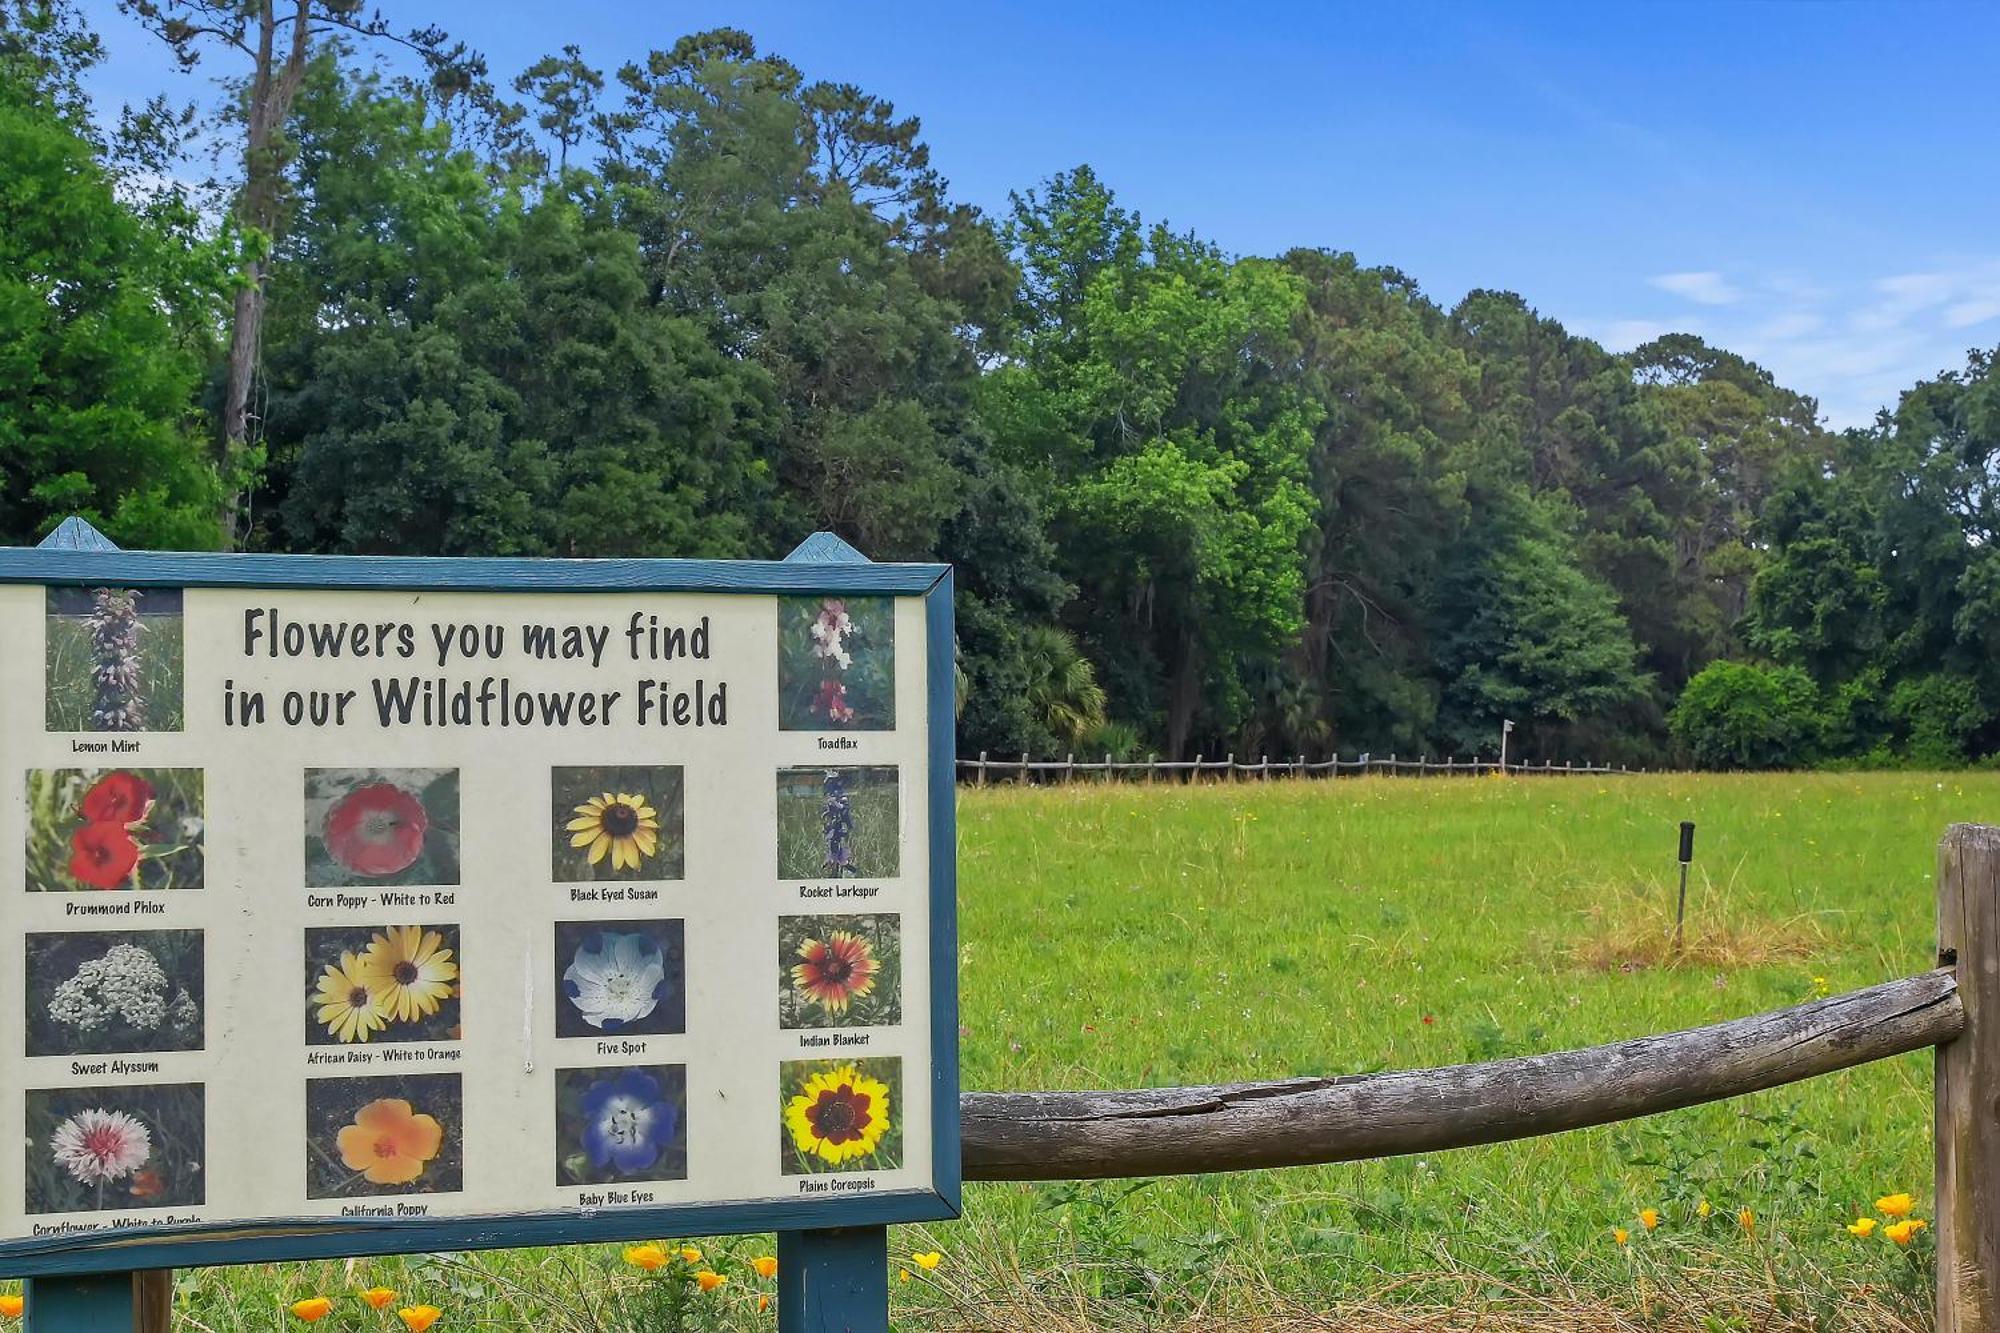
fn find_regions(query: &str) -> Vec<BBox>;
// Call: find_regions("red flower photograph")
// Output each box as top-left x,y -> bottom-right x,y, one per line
79,771 -> 154,825
779,914 -> 901,1029
324,783 -> 429,877
68,823 -> 140,889
305,770 -> 459,888
27,769 -> 204,892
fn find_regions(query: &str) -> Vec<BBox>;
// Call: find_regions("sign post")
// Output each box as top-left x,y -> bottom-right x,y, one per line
0,523 -> 957,1331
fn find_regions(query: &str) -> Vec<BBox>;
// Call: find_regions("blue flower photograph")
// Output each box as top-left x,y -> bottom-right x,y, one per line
555,1064 -> 687,1188
776,766 -> 899,880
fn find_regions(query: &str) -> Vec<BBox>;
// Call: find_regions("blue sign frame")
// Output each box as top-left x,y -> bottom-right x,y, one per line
0,539 -> 960,1277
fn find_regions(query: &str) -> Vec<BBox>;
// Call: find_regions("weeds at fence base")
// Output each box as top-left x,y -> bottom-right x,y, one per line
907,1253 -> 1928,1333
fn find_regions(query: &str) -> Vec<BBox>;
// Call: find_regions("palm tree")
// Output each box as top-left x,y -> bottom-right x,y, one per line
1021,626 -> 1107,748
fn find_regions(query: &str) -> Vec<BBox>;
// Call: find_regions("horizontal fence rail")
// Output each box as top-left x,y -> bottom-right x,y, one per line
958,970 -> 1961,1180
959,752 -> 1635,783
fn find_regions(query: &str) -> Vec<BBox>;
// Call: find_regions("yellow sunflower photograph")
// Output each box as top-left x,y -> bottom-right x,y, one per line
779,1057 -> 902,1175
551,767 -> 685,882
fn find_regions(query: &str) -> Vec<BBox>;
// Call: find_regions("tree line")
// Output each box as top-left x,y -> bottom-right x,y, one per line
5,2 -> 1998,767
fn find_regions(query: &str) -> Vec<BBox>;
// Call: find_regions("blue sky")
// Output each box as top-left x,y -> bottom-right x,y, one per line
79,0 -> 2000,428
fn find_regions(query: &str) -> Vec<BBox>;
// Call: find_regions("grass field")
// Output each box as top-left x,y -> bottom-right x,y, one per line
60,772 -> 1997,1329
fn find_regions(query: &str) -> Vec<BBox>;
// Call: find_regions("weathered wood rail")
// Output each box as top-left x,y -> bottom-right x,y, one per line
951,823 -> 2000,1333
958,969 -> 1960,1179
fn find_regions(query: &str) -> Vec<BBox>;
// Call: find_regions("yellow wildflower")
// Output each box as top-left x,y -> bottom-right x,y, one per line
1696,1199 -> 1713,1219
361,1287 -> 397,1310
695,1271 -> 727,1293
1638,1208 -> 1660,1231
911,1251 -> 942,1271
1612,1227 -> 1630,1246
290,1298 -> 334,1322
752,1256 -> 779,1280
898,1270 -> 911,1284
624,1244 -> 668,1272
1847,1217 -> 1879,1237
1885,1219 -> 1928,1247
1876,1193 -> 1916,1218
680,1246 -> 704,1264
398,1307 -> 442,1333
759,1294 -> 771,1312
1738,1207 -> 1756,1236
0,1295 -> 19,1320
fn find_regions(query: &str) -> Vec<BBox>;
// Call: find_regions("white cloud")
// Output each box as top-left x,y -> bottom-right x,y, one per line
1586,318 -> 1690,348
1587,259 -> 2000,429
1945,296 -> 2000,330
1648,271 -> 1743,306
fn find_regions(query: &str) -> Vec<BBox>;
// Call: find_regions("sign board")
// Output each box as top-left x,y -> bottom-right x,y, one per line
0,541 -> 958,1275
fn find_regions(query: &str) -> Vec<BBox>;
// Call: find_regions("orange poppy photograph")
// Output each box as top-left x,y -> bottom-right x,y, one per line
306,1074 -> 462,1199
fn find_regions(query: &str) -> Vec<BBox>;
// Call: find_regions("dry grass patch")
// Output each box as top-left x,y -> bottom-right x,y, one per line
1562,898 -> 1829,973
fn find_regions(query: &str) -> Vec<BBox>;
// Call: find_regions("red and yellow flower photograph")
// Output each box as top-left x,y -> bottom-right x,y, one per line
307,1074 -> 461,1199
26,768 -> 204,892
779,914 -> 901,1029
780,1057 -> 902,1175
305,769 -> 460,888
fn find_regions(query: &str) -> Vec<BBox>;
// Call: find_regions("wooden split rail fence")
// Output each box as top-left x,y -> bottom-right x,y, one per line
963,751 -> 1632,783
946,821 -> 2000,1330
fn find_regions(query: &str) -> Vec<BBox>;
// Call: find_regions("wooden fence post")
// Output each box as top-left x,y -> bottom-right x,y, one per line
778,1227 -> 888,1333
25,1270 -> 170,1332
1940,823 -> 2000,1333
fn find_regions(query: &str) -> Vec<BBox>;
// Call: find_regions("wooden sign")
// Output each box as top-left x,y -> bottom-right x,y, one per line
0,536 -> 958,1276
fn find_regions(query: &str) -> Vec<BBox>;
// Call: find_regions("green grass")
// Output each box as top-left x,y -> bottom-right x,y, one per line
45,772 -> 1984,1329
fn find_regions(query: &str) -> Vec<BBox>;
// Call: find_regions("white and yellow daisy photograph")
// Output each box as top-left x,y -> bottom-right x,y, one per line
550,766 -> 685,882
305,924 -> 460,1046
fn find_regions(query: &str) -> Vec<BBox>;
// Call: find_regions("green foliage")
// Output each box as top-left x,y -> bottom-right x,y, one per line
261,62 -> 772,558
1669,661 -> 1820,770
0,25 -> 230,549
14,4 -> 1996,768
1888,673 -> 1988,767
1432,496 -> 1649,753
1747,346 -> 2000,766
988,168 -> 1318,756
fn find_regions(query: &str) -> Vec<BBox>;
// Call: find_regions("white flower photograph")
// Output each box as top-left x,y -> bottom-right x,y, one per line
553,920 -> 685,1039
